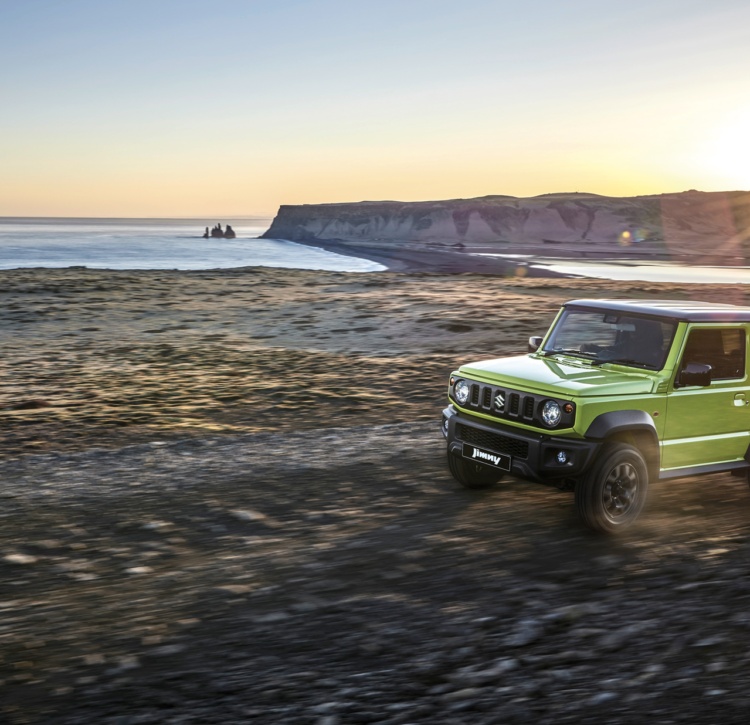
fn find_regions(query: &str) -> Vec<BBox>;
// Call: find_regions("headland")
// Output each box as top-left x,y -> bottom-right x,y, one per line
262,190 -> 750,273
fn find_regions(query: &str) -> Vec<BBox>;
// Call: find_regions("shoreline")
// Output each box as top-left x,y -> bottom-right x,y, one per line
281,237 -> 750,279
285,237 -> 569,276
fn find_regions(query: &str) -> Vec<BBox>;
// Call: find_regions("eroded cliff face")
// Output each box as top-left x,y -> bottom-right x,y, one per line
263,191 -> 750,257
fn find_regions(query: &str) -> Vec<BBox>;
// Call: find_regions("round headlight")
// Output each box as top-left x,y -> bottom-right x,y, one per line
541,400 -> 562,427
454,379 -> 470,405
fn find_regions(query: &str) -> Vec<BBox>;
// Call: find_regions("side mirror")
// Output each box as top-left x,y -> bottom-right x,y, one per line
528,335 -> 544,353
676,362 -> 712,388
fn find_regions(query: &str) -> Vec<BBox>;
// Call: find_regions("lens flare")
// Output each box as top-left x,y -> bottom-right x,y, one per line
700,106 -> 750,189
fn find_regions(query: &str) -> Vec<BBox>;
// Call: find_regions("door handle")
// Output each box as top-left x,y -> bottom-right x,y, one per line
734,394 -> 749,407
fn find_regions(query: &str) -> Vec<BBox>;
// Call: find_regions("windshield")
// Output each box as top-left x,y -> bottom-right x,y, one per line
542,308 -> 676,369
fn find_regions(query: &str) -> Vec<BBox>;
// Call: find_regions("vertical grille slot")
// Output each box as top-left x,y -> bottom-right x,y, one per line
523,396 -> 534,419
470,384 -> 480,405
482,386 -> 492,408
509,393 -> 520,415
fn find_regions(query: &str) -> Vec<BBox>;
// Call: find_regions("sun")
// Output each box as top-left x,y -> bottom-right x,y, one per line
701,107 -> 750,189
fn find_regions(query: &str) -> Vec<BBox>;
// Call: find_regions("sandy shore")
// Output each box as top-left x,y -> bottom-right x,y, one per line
288,238 -> 551,274
2,265 -> 748,457
287,236 -> 739,275
3,265 -> 750,723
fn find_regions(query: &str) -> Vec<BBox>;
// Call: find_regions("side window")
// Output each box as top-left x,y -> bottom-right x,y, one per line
679,328 -> 746,381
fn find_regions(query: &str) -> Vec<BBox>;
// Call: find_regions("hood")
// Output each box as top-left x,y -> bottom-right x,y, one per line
459,354 -> 657,397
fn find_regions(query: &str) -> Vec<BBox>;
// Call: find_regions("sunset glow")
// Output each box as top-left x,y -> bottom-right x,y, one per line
701,107 -> 750,189
1,0 -> 749,217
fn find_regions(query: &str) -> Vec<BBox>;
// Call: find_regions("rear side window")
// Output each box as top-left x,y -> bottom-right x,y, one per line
679,328 -> 746,380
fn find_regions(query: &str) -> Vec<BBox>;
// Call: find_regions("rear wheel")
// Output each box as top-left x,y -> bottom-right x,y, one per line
575,442 -> 648,533
448,450 -> 503,489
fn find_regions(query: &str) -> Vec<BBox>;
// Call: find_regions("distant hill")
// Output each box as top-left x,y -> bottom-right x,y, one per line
262,191 -> 750,262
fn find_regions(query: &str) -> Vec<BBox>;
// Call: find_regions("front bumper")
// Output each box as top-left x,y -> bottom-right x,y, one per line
442,405 -> 598,484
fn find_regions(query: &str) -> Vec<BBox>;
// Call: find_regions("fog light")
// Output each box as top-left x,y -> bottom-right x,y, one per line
556,450 -> 568,464
442,417 -> 449,438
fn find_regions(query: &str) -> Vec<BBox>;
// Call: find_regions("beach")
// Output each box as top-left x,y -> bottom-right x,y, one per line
5,264 -> 747,457
3,264 -> 750,722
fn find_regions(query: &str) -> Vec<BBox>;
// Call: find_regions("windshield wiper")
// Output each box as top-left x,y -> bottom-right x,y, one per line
599,357 -> 651,368
542,348 -> 601,362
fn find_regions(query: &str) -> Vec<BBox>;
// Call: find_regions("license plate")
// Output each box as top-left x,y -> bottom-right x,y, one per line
462,443 -> 511,471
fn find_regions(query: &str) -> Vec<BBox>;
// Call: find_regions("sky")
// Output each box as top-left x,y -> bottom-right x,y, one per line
1,0 -> 749,217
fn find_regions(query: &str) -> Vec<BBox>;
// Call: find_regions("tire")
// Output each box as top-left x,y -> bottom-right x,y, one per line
575,442 -> 648,533
448,450 -> 503,489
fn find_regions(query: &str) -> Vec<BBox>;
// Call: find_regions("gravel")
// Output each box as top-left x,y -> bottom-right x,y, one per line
2,421 -> 750,723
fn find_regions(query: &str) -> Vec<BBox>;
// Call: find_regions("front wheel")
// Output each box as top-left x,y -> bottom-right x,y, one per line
575,443 -> 648,533
448,451 -> 504,489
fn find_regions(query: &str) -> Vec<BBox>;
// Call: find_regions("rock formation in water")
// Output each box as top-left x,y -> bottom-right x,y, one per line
204,224 -> 236,239
262,191 -> 750,260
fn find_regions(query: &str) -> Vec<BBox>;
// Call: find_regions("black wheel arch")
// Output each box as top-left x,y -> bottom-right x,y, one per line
585,411 -> 660,481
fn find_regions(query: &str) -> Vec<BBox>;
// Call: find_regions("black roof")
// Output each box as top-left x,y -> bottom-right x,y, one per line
564,299 -> 750,323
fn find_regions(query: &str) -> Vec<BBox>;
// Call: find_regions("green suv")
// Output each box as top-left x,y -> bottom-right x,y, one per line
442,299 -> 750,533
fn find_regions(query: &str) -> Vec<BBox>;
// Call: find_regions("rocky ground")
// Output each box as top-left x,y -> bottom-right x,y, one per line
2,268 -> 750,723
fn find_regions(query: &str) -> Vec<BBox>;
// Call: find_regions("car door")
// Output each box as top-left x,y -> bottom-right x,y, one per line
662,325 -> 750,472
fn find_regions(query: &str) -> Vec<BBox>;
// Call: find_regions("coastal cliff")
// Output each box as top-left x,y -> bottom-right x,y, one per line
263,191 -> 750,260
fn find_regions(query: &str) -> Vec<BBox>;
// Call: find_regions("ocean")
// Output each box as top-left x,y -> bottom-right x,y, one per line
530,260 -> 750,284
4,218 -> 748,282
476,253 -> 750,284
0,217 -> 386,273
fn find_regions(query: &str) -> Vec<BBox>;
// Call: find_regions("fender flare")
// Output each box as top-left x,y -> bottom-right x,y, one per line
585,410 -> 658,440
585,410 -> 660,475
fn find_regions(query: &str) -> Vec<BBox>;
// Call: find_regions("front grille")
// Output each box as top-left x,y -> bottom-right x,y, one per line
458,424 -> 529,459
452,378 -> 575,430
460,383 -> 541,426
